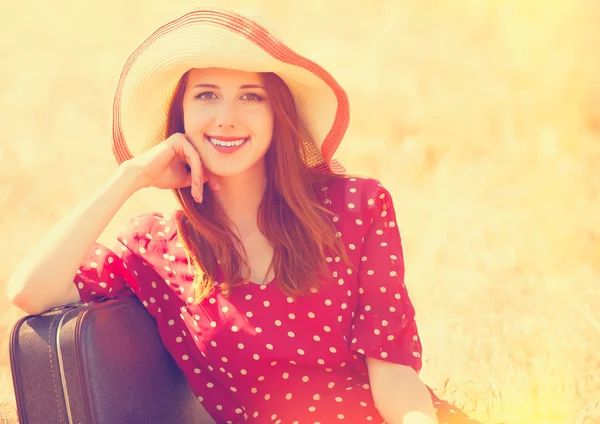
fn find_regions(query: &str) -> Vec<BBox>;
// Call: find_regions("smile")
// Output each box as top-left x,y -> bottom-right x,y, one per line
205,135 -> 249,147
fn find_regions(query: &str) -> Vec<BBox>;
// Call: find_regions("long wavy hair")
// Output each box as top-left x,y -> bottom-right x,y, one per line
167,70 -> 353,303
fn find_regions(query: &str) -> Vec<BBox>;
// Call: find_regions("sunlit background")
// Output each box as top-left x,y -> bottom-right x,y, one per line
1,0 -> 599,423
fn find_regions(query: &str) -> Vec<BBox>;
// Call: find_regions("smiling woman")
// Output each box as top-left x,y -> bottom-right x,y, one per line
6,7 -> 481,424
176,68 -> 275,180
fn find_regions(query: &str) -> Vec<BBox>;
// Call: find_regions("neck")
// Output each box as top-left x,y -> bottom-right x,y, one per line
209,163 -> 268,235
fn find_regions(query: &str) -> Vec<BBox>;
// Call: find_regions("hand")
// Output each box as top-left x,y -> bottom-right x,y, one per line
122,132 -> 218,202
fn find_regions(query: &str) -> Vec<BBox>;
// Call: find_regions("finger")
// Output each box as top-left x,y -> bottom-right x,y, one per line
180,141 -> 203,202
204,169 -> 220,192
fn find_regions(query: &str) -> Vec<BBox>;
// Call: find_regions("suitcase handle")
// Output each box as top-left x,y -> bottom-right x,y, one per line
40,296 -> 110,315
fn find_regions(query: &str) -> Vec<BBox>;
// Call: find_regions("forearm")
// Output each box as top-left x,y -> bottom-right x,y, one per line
6,164 -> 143,312
367,358 -> 438,424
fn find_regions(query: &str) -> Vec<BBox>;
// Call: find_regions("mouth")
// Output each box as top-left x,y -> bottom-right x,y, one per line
205,135 -> 249,148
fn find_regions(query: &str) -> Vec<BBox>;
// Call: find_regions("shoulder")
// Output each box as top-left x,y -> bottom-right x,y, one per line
319,175 -> 394,216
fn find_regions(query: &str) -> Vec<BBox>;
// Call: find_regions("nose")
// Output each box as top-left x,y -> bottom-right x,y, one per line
215,100 -> 237,129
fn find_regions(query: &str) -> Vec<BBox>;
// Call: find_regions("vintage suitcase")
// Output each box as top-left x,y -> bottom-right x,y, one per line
9,296 -> 215,424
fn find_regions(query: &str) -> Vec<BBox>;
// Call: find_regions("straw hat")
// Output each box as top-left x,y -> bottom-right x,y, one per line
111,8 -> 349,174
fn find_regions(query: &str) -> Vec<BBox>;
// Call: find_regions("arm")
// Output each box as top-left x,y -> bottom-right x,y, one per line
367,357 -> 438,424
6,164 -> 143,315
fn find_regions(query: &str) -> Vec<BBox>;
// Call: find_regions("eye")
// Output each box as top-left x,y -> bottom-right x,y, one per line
195,91 -> 217,100
241,93 -> 264,102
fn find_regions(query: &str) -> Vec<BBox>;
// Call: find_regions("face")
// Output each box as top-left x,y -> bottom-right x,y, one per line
182,68 -> 274,178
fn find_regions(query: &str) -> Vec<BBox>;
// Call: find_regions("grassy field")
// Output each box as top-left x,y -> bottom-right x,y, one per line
1,0 -> 599,422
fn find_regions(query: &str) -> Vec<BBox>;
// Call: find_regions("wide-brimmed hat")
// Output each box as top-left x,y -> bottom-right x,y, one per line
111,8 -> 348,174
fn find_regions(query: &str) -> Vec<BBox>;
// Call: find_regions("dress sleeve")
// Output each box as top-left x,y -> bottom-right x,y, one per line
74,216 -> 148,306
350,181 -> 423,372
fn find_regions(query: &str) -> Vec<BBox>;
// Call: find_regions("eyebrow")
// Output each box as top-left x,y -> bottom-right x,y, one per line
191,83 -> 266,90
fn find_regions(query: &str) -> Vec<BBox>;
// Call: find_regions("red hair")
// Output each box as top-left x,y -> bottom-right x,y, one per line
167,70 -> 352,302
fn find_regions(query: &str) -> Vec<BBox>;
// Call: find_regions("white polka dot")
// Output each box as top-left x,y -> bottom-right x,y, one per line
313,394 -> 321,400
330,347 -> 337,353
265,394 -> 271,400
308,312 -> 315,318
210,321 -> 217,328
253,354 -> 260,360
368,199 -> 375,206
302,376 -> 309,382
314,335 -> 321,342
338,414 -> 344,419
245,294 -> 252,300
285,393 -> 293,400
367,270 -> 375,275
297,349 -> 305,355
325,299 -> 332,306
255,327 -> 263,333
176,337 -> 183,343
288,331 -> 295,338
381,352 -> 388,358
182,355 -> 189,361
168,320 -> 175,326
288,313 -> 296,319
348,203 -> 355,209
390,271 -> 397,277
232,326 -> 239,332
275,320 -> 282,326
207,382 -> 214,388
246,311 -> 253,317
324,326 -> 331,332
282,372 -> 289,379
309,406 -> 316,412
222,306 -> 229,312
263,301 -> 270,307
266,344 -> 274,350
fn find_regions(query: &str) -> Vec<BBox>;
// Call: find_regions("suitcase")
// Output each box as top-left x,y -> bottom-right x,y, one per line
9,296 -> 215,424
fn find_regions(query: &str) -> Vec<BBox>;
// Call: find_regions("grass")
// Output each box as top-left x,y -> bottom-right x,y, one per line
1,0 -> 600,422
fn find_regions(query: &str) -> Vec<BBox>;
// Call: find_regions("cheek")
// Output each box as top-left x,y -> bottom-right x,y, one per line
183,110 -> 208,134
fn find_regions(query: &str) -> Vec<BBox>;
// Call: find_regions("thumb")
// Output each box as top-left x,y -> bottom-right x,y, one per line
203,169 -> 220,192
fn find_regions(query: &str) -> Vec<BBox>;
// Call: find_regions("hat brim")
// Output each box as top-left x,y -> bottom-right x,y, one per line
112,9 -> 348,174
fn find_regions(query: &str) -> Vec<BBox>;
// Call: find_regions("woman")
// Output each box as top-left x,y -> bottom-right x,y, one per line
7,8 -> 480,424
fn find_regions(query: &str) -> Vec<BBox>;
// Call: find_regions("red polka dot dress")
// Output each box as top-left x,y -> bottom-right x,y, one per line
74,177 -> 479,424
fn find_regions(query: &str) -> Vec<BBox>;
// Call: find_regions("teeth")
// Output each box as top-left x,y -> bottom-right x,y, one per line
209,137 -> 246,147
